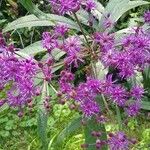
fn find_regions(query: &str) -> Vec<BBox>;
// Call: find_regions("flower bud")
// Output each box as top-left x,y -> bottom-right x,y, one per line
81,143 -> 89,149
18,111 -> 24,118
69,104 -> 76,110
38,62 -> 43,68
59,99 -> 66,105
46,58 -> 53,66
91,131 -> 97,137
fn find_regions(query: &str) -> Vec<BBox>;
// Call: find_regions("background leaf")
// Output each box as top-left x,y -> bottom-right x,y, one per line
54,116 -> 82,146
37,81 -> 48,150
100,0 -> 149,30
3,14 -> 79,33
85,95 -> 108,150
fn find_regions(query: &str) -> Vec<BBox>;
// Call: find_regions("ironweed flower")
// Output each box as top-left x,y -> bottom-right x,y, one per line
126,102 -> 141,117
49,0 -> 81,15
108,132 -> 129,150
63,36 -> 84,67
0,36 -> 38,109
144,10 -> 150,23
42,32 -> 58,53
54,24 -> 69,36
82,0 -> 96,12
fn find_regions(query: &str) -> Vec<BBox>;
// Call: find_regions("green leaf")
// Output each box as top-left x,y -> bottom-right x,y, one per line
19,40 -> 65,59
142,67 -> 150,93
0,131 -> 10,137
0,19 -> 6,25
20,41 -> 46,55
52,62 -> 64,73
19,0 -> 45,17
55,116 -> 82,146
141,101 -> 150,110
96,60 -> 108,80
85,118 -> 107,150
37,81 -> 48,150
38,111 -> 48,150
100,0 -> 149,30
3,0 -> 79,33
115,105 -> 123,130
3,14 -> 80,33
52,49 -> 65,61
0,104 -> 9,113
85,95 -> 108,150
93,0 -> 104,21
3,15 -> 54,33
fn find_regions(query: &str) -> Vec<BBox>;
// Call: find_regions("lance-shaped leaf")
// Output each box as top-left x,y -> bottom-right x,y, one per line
19,0 -> 45,17
99,0 -> 149,31
141,100 -> 150,111
19,41 -> 65,59
54,116 -> 82,146
142,67 -> 150,93
37,81 -> 49,150
3,14 -> 79,33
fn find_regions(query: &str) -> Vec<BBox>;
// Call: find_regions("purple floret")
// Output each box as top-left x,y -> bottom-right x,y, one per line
108,132 -> 129,150
144,10 -> 150,23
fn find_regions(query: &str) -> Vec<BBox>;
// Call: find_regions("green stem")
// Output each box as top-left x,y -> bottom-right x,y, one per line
101,94 -> 112,116
73,13 -> 91,49
73,13 -> 97,78
115,105 -> 123,130
73,12 -> 107,150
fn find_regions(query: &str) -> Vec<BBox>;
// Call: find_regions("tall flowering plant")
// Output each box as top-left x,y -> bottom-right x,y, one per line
1,0 -> 150,149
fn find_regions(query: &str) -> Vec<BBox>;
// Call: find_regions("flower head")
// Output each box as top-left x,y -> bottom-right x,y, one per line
0,35 -> 38,109
144,10 -> 150,23
108,132 -> 129,150
64,36 -> 83,67
42,32 -> 58,53
82,0 -> 96,12
130,86 -> 144,100
126,102 -> 141,117
49,0 -> 81,15
54,24 -> 69,36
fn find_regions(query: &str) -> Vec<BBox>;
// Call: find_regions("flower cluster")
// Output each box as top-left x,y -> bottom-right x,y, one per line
42,24 -> 83,67
49,0 -> 96,15
58,69 -> 144,117
41,11 -> 150,118
0,34 -> 38,110
95,27 -> 150,78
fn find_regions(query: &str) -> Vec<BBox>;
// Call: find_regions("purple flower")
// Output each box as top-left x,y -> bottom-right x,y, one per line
99,27 -> 150,78
59,70 -> 74,94
0,100 -> 6,107
103,14 -> 114,29
109,85 -> 127,106
64,36 -> 81,53
108,132 -> 129,150
54,24 -> 69,36
144,10 -> 150,23
74,79 -> 101,117
80,99 -> 100,117
86,78 -> 102,93
93,32 -> 114,53
82,0 -> 96,12
63,36 -> 84,67
1,57 -> 37,108
49,0 -> 81,15
130,86 -> 144,100
0,39 -> 38,108
42,32 -> 58,53
126,102 -> 141,117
